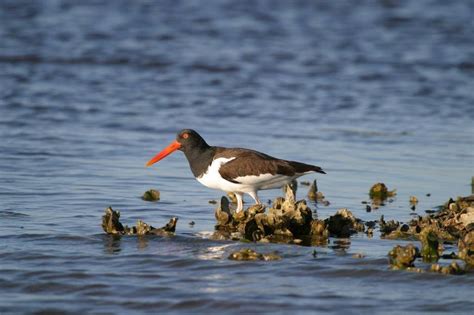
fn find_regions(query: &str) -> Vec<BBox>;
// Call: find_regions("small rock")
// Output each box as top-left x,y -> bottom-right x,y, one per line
409,196 -> 418,205
419,227 -> 441,262
227,192 -> 238,204
308,179 -> 326,203
283,180 -> 298,202
307,180 -> 319,201
310,219 -> 329,239
458,230 -> 474,266
369,183 -> 396,201
142,189 -> 160,201
102,207 -> 125,235
208,200 -> 217,204
215,196 -> 232,226
189,221 -> 195,226
228,248 -> 281,261
388,244 -> 419,269
430,261 -> 464,275
325,208 -> 364,237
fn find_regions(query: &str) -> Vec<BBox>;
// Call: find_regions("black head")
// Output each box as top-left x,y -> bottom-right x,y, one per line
176,129 -> 209,153
145,129 -> 211,168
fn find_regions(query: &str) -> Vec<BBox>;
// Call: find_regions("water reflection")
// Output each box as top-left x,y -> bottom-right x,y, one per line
103,234 -> 122,254
329,239 -> 351,254
137,235 -> 149,251
197,244 -> 233,260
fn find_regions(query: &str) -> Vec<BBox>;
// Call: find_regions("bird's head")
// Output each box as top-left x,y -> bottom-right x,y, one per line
145,129 -> 208,167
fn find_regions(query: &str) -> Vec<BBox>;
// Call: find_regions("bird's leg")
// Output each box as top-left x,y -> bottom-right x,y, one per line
248,191 -> 261,205
234,192 -> 244,213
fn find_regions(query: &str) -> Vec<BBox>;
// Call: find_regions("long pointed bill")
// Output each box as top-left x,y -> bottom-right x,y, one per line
145,140 -> 181,167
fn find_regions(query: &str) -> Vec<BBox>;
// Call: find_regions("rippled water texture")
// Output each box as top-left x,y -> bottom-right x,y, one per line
1,0 -> 474,314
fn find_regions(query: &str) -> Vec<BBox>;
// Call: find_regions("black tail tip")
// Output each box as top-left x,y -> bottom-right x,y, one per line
316,168 -> 326,174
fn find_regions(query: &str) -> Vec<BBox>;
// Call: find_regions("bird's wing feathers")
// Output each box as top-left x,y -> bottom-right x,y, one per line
216,148 -> 323,184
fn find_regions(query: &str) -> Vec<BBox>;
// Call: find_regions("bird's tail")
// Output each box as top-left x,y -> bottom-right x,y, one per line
289,161 -> 326,174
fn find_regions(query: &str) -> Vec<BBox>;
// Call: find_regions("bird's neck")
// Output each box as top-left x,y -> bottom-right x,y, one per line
183,145 -> 216,178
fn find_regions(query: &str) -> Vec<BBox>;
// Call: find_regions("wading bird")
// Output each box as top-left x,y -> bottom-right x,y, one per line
146,129 -> 325,212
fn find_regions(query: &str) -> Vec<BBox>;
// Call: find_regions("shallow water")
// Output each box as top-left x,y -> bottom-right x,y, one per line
1,0 -> 474,314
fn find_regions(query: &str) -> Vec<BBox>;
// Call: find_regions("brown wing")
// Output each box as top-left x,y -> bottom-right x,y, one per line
216,147 -> 324,184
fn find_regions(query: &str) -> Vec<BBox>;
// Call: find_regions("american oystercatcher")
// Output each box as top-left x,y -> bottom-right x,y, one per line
146,129 -> 325,212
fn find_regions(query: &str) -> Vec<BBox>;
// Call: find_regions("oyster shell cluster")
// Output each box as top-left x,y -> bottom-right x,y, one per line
212,182 -> 364,245
386,195 -> 474,273
102,206 -> 177,236
228,248 -> 281,261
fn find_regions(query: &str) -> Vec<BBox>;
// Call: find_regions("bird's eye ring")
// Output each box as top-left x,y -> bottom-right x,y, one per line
182,133 -> 189,139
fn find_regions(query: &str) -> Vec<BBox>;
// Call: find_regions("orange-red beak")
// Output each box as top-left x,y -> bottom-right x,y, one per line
145,140 -> 181,167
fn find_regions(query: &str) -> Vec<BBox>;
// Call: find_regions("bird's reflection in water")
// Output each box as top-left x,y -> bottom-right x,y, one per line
103,234 -> 122,254
197,244 -> 233,260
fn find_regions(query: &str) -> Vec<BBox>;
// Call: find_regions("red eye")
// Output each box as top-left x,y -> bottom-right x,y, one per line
182,133 -> 189,139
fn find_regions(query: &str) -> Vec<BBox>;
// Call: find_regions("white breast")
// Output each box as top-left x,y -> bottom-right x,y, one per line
196,157 -> 238,192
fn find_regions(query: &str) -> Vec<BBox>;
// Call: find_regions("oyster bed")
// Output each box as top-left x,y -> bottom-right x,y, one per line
102,183 -> 474,272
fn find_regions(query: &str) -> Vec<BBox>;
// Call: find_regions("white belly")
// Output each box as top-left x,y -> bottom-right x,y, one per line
196,157 -> 296,193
